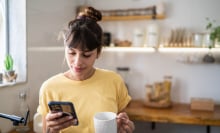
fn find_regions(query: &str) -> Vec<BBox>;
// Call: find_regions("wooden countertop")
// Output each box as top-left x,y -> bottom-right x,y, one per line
124,100 -> 220,126
9,100 -> 220,133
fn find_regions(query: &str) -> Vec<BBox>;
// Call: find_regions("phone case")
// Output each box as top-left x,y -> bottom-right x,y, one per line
48,101 -> 79,125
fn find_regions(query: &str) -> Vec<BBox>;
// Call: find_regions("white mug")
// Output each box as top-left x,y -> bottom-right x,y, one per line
93,112 -> 117,133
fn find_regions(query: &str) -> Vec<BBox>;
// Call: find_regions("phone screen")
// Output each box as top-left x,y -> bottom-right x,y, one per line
48,101 -> 79,125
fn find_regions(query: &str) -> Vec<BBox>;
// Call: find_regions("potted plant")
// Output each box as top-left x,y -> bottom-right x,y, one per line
4,54 -> 17,82
202,18 -> 220,63
206,18 -> 220,48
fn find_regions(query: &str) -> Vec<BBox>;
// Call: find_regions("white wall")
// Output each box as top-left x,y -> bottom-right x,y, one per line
92,0 -> 220,40
91,0 -> 220,103
96,50 -> 220,102
0,0 -> 220,132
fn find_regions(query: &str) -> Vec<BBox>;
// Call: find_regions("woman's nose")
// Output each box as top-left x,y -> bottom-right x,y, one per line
74,55 -> 82,66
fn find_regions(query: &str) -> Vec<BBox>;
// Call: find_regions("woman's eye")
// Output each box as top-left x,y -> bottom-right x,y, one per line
83,54 -> 91,58
68,52 -> 75,55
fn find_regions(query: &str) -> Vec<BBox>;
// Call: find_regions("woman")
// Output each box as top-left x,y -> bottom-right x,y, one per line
37,6 -> 135,133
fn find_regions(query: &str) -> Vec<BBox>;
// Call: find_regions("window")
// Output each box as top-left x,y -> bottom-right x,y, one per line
0,0 -> 6,70
0,0 -> 26,86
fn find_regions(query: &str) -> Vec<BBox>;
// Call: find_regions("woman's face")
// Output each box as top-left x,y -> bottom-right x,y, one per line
65,47 -> 99,80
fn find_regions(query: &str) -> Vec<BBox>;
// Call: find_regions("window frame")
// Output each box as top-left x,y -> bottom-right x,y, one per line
0,0 -> 7,67
0,0 -> 27,87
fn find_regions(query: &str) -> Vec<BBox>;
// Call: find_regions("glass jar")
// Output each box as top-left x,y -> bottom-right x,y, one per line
163,75 -> 172,102
163,76 -> 172,91
145,84 -> 153,102
154,82 -> 163,99
145,22 -> 160,47
193,33 -> 203,47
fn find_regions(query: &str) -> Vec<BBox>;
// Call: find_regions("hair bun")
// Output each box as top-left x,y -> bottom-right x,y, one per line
77,6 -> 102,22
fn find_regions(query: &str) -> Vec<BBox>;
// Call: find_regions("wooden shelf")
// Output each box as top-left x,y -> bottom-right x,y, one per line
102,47 -> 220,53
102,14 -> 165,21
103,47 -> 155,52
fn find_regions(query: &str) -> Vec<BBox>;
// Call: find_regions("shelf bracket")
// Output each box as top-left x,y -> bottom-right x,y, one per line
151,122 -> 156,130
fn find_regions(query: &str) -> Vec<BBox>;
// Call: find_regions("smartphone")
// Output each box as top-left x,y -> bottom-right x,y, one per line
48,101 -> 79,125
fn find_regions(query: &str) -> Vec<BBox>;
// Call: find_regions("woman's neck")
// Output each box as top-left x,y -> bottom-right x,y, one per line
65,68 -> 95,81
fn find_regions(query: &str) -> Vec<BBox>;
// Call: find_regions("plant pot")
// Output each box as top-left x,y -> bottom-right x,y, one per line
4,70 -> 17,82
203,53 -> 215,63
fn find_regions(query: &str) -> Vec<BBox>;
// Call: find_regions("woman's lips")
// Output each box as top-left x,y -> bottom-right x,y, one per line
74,67 -> 83,72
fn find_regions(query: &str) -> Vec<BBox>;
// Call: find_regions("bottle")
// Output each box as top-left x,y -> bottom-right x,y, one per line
16,91 -> 30,133
34,112 -> 42,133
19,92 -> 29,119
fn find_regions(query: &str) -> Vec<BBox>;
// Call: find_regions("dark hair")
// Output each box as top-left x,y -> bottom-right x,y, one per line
63,6 -> 103,54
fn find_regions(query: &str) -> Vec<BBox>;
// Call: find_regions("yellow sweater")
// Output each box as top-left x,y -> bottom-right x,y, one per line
37,68 -> 131,133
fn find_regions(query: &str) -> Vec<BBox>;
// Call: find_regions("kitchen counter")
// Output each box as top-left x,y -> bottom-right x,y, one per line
124,100 -> 220,133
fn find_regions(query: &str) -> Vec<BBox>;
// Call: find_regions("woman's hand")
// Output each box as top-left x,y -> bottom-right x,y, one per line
45,112 -> 75,133
117,112 -> 135,133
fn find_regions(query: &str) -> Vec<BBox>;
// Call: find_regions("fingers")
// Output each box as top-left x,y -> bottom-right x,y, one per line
117,112 -> 135,133
117,112 -> 129,119
124,120 -> 135,133
46,112 -> 63,121
48,118 -> 74,133
46,112 -> 74,132
118,119 -> 134,133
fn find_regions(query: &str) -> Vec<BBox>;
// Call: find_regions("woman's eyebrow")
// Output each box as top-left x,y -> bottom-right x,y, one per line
83,49 -> 96,53
68,47 -> 95,53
